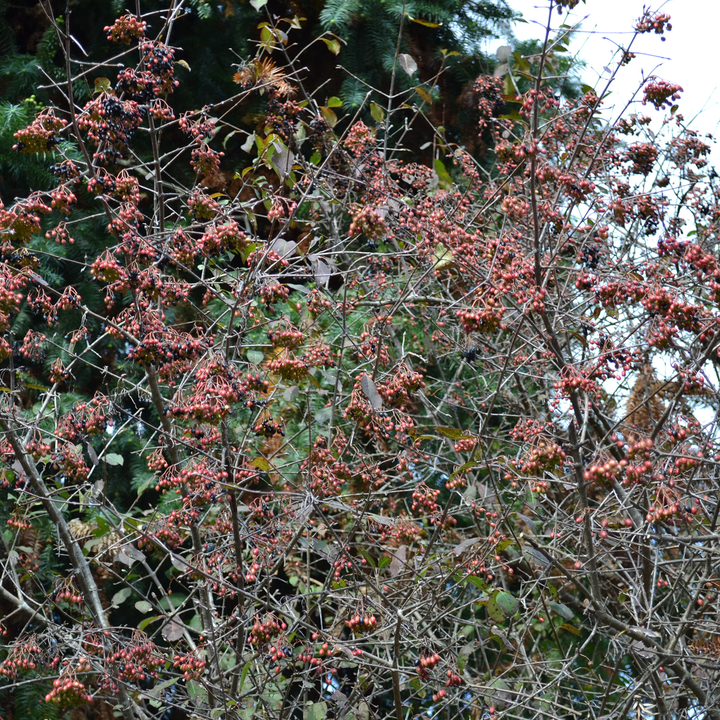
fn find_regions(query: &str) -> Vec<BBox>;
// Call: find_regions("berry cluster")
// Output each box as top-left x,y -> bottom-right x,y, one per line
645,485 -> 697,524
55,397 -> 109,442
332,552 -> 353,581
172,652 -> 206,681
105,14 -> 147,44
298,637 -> 336,672
108,633 -> 165,683
257,282 -> 291,307
179,108 -> 217,141
18,329 -> 46,362
416,648 -> 441,680
643,79 -> 683,111
13,111 -> 67,154
445,669 -> 462,687
49,159 -> 82,181
345,613 -> 378,634
140,41 -> 179,94
268,323 -> 304,350
187,189 -> 221,221
114,68 -> 156,103
265,95 -> 301,144
78,93 -> 143,163
456,299 -> 504,334
625,143 -> 659,175
411,483 -> 441,516
247,615 -> 287,646
252,417 -> 285,437
265,643 -> 290,674
635,11 -> 672,35
0,641 -> 42,678
344,120 -> 376,156
45,673 -> 93,707
513,440 -> 567,478
191,144 -> 224,176
376,367 -> 425,411
0,198 -> 47,243
52,582 -> 83,606
348,205 -> 386,240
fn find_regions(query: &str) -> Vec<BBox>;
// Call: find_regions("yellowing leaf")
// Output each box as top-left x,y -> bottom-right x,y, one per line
560,623 -> 581,636
321,37 -> 341,55
416,87 -> 433,105
407,15 -> 441,28
320,106 -> 337,127
251,456 -> 270,471
370,102 -> 385,124
93,77 -> 112,94
433,242 -> 454,271
433,425 -> 470,439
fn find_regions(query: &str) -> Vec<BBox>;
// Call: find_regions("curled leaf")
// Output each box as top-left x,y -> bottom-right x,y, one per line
398,53 -> 418,76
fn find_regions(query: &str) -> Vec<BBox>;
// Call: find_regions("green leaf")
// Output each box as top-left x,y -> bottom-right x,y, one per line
111,587 -> 132,607
486,592 -> 506,623
135,600 -> 153,614
434,159 -> 453,190
548,601 -> 574,621
467,575 -> 490,591
187,679 -> 208,707
147,677 -> 179,698
136,474 -> 155,497
370,103 -> 385,124
247,350 -> 264,365
357,548 -> 375,568
378,555 -> 391,569
250,0 -> 268,10
159,593 -> 188,611
495,590 -> 518,617
239,660 -> 251,691
305,701 -> 327,720
104,453 -> 124,466
310,150 -> 322,165
450,461 -> 479,480
138,615 -> 162,631
327,96 -> 343,108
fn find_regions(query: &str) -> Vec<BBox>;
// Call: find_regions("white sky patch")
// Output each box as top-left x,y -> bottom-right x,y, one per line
506,1 -> 720,167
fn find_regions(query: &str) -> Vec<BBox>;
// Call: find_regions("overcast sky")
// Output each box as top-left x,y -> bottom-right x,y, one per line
508,0 -> 720,166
